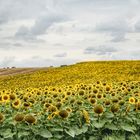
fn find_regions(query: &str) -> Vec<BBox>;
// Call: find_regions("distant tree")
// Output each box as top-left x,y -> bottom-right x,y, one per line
60,65 -> 67,67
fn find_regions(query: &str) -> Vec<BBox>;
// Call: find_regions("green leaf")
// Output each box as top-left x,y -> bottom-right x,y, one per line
104,112 -> 114,119
121,124 -> 136,133
38,129 -> 53,138
105,123 -> 119,130
50,127 -> 63,132
89,136 -> 97,140
54,134 -> 63,139
103,135 -> 125,140
81,125 -> 88,133
2,128 -> 15,139
18,131 -> 30,138
93,120 -> 106,128
65,128 -> 75,137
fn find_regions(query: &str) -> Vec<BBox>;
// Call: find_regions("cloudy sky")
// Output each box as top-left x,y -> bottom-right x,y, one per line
0,0 -> 140,67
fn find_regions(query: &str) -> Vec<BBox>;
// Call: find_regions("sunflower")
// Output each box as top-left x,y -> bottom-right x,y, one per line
96,94 -> 103,99
112,98 -> 119,103
106,86 -> 111,91
55,102 -> 62,109
66,91 -> 71,96
90,98 -> 96,104
47,111 -> 58,120
104,100 -> 111,106
83,110 -> 90,124
111,104 -> 119,113
93,89 -> 98,94
2,94 -> 10,103
24,114 -> 37,124
125,105 -> 130,114
79,90 -> 85,96
53,93 -> 58,98
111,93 -> 116,96
135,102 -> 140,111
94,104 -> 104,115
44,103 -> 50,108
0,96 -> 3,103
76,100 -> 83,105
119,100 -> 125,106
48,105 -> 57,113
0,113 -> 4,123
66,107 -> 72,113
59,110 -> 69,119
9,93 -> 17,100
129,97 -> 135,104
12,99 -> 21,109
69,98 -> 75,104
23,102 -> 31,109
14,113 -> 25,122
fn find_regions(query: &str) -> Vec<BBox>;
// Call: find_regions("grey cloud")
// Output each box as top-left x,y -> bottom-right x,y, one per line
54,53 -> 67,57
15,26 -> 36,41
110,32 -> 127,42
95,19 -> 131,42
13,43 -> 23,47
135,20 -> 140,32
111,50 -> 140,60
96,21 -> 129,32
0,0 -> 52,24
84,45 -> 117,55
53,43 -> 64,46
0,41 -> 23,50
0,14 -> 8,24
15,13 -> 68,41
0,42 -> 12,49
30,14 -> 66,35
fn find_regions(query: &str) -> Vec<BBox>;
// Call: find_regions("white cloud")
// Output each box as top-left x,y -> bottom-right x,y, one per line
84,45 -> 117,55
0,0 -> 140,67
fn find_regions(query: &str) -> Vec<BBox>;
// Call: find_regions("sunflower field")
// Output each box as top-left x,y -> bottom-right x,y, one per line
0,60 -> 140,140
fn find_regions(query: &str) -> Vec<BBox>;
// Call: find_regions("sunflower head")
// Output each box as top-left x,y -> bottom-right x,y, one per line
0,113 -> 4,123
90,98 -> 96,104
55,102 -> 62,109
44,103 -> 50,108
93,89 -> 98,94
83,110 -> 90,124
10,94 -> 17,100
24,114 -> 37,124
14,113 -> 25,122
59,110 -> 69,119
66,107 -> 72,113
104,100 -> 111,106
94,104 -> 104,115
76,100 -> 83,105
48,106 -> 57,112
2,94 -> 10,103
119,100 -> 125,106
111,93 -> 116,96
111,104 -> 119,113
106,86 -> 111,91
66,91 -> 71,96
135,102 -> 140,110
23,102 -> 31,109
112,98 -> 119,103
79,90 -> 85,96
96,94 -> 103,99
129,97 -> 135,104
12,99 -> 21,109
